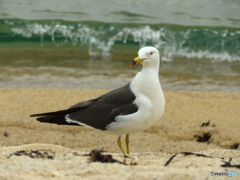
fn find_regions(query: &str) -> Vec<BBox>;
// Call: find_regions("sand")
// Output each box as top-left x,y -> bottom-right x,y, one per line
0,89 -> 239,179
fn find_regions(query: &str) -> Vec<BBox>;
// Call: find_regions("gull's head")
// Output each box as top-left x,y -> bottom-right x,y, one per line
130,46 -> 160,67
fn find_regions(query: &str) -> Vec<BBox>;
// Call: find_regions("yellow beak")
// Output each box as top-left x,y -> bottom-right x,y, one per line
130,56 -> 146,67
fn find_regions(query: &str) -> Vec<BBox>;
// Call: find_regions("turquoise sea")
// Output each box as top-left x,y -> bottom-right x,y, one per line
0,0 -> 240,91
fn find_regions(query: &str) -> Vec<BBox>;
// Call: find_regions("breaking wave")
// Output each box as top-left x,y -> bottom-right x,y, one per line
3,20 -> 240,62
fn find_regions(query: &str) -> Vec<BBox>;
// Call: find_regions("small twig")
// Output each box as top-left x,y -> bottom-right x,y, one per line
164,152 -> 213,166
221,158 -> 240,169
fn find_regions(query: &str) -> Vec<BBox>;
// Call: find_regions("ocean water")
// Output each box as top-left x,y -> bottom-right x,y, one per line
0,0 -> 240,91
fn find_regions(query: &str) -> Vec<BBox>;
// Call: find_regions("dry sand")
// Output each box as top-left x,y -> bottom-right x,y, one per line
0,89 -> 240,179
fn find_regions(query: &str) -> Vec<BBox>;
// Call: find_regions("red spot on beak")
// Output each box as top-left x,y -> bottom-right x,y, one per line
130,60 -> 136,67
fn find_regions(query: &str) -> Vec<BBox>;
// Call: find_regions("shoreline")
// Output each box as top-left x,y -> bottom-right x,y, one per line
1,74 -> 240,91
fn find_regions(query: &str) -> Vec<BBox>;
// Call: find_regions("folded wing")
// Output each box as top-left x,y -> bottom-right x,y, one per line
30,83 -> 138,130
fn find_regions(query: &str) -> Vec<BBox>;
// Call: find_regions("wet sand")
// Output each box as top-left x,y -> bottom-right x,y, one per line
0,89 -> 239,179
1,46 -> 240,92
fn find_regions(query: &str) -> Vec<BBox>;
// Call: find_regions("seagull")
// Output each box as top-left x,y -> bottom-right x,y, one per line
30,46 -> 165,156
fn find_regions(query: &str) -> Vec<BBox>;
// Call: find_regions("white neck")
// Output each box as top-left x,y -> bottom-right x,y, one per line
141,61 -> 160,76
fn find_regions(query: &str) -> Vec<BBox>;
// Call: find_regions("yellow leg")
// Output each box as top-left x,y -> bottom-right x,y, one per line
117,136 -> 128,157
125,134 -> 130,154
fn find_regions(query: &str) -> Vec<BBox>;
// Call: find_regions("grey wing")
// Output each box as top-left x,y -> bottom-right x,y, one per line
67,82 -> 138,130
67,96 -> 102,109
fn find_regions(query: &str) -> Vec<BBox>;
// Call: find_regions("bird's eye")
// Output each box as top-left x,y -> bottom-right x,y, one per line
150,52 -> 153,55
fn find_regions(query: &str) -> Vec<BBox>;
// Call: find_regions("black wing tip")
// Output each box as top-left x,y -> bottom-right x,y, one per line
30,114 -> 40,117
36,117 -> 51,122
30,112 -> 60,118
29,108 -> 81,118
32,114 -> 82,126
30,114 -> 56,118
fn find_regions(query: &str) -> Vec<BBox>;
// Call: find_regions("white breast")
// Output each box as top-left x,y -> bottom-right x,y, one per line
106,69 -> 165,136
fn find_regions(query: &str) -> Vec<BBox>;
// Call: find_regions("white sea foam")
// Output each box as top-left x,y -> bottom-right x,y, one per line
7,21 -> 240,63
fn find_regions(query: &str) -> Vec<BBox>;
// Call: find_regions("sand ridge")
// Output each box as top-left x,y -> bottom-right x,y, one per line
0,144 -> 240,180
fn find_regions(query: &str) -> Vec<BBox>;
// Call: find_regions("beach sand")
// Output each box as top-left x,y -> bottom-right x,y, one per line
0,89 -> 239,179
